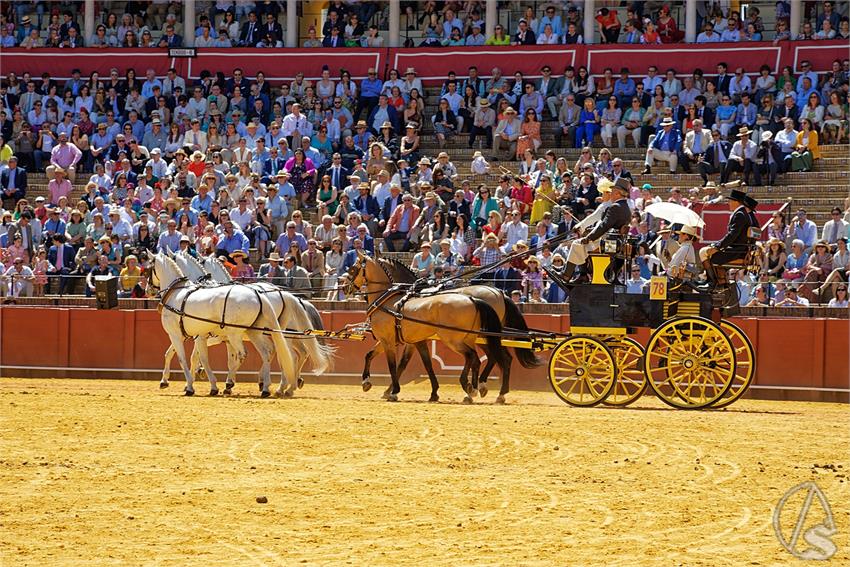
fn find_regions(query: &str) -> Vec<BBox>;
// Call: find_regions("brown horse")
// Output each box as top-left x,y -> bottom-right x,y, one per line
348,252 -> 514,403
359,258 -> 540,401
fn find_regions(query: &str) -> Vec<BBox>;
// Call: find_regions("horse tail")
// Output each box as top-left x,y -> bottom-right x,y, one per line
501,293 -> 543,369
472,298 -> 508,369
283,293 -> 335,375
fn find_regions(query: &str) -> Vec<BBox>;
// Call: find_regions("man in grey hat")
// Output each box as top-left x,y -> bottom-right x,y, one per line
642,117 -> 682,174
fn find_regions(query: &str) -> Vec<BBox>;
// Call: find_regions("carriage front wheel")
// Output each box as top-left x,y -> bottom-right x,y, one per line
644,317 -> 736,409
548,336 -> 617,407
603,337 -> 647,407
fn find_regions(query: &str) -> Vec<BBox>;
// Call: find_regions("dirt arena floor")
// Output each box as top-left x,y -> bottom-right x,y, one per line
0,378 -> 847,566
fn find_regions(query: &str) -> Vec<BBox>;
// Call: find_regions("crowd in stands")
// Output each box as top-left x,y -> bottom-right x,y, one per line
0,4 -> 848,307
1,1 -> 848,49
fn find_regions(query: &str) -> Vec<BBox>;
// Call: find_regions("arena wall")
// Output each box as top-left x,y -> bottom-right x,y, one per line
1,41 -> 846,82
1,306 -> 846,402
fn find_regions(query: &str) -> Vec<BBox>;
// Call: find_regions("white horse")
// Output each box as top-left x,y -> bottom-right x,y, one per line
162,252 -> 332,396
149,252 -> 295,398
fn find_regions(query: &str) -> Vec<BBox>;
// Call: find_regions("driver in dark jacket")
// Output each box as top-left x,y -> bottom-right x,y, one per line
698,188 -> 753,287
562,177 -> 632,282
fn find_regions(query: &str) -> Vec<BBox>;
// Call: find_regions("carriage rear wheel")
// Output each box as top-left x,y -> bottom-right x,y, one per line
549,336 -> 617,407
603,338 -> 647,407
644,317 -> 736,409
709,321 -> 756,409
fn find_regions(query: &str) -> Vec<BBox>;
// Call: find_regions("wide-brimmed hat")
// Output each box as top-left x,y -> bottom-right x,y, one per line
404,67 -> 417,75
660,117 -> 675,126
597,178 -> 614,193
526,255 -> 540,264
418,157 -> 431,166
21,16 -> 31,25
405,122 -> 418,129
478,98 -> 490,107
484,233 -> 499,242
230,249 -> 248,258
191,151 -> 205,160
504,107 -> 518,115
512,240 -> 528,252
440,239 -> 451,247
766,237 -> 785,251
424,191 -> 437,200
355,120 -> 368,128
268,252 -> 282,262
737,126 -> 753,137
358,182 -> 371,190
761,131 -> 773,142
380,121 -> 393,130
677,225 -> 700,238
815,239 -> 830,249
728,189 -> 748,203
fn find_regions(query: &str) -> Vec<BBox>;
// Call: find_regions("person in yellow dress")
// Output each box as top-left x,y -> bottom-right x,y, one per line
530,173 -> 557,225
118,255 -> 142,297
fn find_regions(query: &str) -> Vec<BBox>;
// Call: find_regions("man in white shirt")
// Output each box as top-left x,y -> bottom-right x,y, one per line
696,22 -> 721,43
499,210 -> 529,253
281,103 -> 311,143
186,86 -> 208,120
774,118 -> 798,169
229,197 -> 254,232
682,119 -> 711,174
642,66 -> 663,93
728,127 -> 761,186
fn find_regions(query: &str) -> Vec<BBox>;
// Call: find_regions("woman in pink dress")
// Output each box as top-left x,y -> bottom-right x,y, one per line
516,108 -> 542,159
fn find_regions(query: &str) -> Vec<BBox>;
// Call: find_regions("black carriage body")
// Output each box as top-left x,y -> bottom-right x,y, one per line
568,284 -> 713,330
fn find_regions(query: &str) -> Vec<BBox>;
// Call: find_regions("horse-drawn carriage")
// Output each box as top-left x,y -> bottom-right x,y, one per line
150,195 -> 756,409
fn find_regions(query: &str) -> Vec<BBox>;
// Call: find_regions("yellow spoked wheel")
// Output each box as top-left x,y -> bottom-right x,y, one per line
603,338 -> 647,407
549,336 -> 617,407
644,317 -> 736,409
710,321 -> 756,409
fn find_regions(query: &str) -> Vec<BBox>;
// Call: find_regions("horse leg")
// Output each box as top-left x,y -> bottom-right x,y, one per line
161,346 -> 175,389
194,339 -> 219,396
267,327 -> 298,398
384,344 -> 400,402
166,331 -> 195,396
224,340 -> 246,395
383,344 -> 416,398
243,333 -> 273,398
189,342 -> 206,382
496,351 -> 513,405
362,344 -> 383,392
477,356 -> 495,398
469,348 -> 482,399
414,342 -> 440,402
459,348 -> 476,404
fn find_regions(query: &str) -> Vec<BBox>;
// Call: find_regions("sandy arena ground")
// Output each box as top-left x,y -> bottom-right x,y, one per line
0,378 -> 848,566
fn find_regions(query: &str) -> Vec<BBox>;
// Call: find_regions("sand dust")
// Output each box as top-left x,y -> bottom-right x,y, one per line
0,378 -> 847,566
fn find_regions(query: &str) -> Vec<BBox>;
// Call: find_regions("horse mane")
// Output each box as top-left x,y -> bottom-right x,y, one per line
383,257 -> 418,283
184,252 -> 210,276
207,255 -> 233,282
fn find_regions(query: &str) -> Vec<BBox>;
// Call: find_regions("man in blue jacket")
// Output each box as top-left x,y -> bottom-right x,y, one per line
642,117 -> 682,174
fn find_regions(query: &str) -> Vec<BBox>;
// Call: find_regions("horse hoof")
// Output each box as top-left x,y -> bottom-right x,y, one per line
478,384 -> 488,398
184,388 -> 195,397
362,380 -> 372,392
258,382 -> 264,392
260,390 -> 271,399
223,388 -> 232,396
386,394 -> 399,402
209,388 -> 219,396
159,381 -> 169,389
283,390 -> 294,399
297,378 -> 304,389
495,395 -> 506,405
463,395 -> 473,405
429,394 -> 439,403
381,388 -> 391,400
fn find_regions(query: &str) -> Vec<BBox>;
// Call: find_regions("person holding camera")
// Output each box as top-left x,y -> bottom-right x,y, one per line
757,131 -> 783,186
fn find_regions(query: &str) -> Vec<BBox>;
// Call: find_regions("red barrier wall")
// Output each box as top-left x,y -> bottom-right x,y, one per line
1,306 -> 847,402
1,41 -> 846,81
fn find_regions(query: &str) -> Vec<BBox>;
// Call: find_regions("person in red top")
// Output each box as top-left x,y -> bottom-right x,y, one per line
187,151 -> 207,178
656,4 -> 684,43
595,7 -> 621,44
509,175 -> 533,217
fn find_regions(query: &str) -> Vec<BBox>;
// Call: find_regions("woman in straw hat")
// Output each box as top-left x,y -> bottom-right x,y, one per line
761,237 -> 787,281
668,225 -> 700,280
